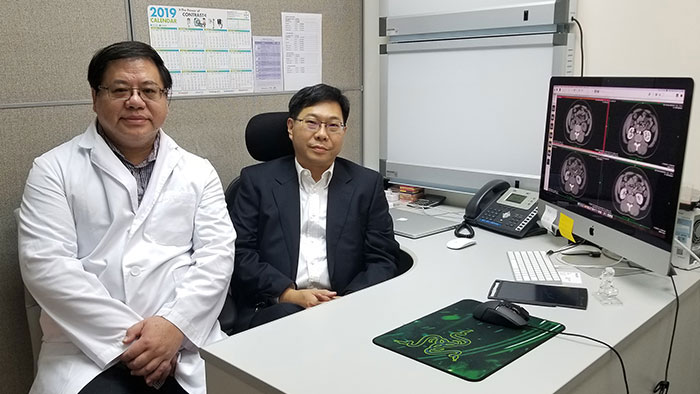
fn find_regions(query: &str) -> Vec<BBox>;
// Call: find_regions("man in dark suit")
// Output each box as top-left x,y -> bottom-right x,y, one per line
230,83 -> 399,331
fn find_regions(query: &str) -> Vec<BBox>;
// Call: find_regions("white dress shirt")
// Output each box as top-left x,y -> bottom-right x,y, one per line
295,159 -> 334,289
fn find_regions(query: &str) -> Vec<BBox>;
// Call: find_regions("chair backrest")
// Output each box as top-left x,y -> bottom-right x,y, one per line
244,112 -> 294,161
15,208 -> 42,375
223,112 -> 294,223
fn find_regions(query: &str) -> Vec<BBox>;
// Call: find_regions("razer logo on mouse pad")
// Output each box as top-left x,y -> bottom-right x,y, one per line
393,329 -> 474,361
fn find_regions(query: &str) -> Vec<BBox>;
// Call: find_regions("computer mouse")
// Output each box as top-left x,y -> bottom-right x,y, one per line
472,300 -> 530,328
446,238 -> 476,250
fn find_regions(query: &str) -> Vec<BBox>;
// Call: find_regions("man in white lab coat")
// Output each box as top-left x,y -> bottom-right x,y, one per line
17,41 -> 235,394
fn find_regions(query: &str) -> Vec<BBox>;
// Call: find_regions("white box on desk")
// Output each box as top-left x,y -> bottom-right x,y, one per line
672,208 -> 700,270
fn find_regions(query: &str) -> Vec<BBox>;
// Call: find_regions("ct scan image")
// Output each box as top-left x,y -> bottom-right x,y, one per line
605,101 -> 684,167
564,100 -> 593,145
620,104 -> 659,158
553,97 -> 608,149
559,152 -> 587,198
612,167 -> 652,220
547,146 -> 601,206
597,158 -> 675,240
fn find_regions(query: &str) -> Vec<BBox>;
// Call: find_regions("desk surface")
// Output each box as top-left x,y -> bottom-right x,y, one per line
202,223 -> 700,394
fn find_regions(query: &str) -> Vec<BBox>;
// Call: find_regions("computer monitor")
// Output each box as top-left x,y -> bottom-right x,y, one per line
538,77 -> 694,276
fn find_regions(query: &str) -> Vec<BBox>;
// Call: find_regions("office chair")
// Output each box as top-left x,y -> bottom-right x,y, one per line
219,112 -> 293,334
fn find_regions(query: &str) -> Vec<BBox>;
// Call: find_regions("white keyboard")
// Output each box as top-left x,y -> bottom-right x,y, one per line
507,250 -> 562,283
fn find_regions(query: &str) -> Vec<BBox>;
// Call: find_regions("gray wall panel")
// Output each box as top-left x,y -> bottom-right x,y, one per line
0,1 -> 129,105
338,90 -> 363,165
0,104 -> 96,393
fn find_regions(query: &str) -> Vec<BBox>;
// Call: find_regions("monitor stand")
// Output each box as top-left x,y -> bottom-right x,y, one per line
556,247 -> 647,278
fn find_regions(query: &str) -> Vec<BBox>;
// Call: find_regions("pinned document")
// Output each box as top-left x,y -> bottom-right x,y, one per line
281,12 -> 322,90
253,36 -> 283,92
147,5 -> 254,96
541,205 -> 558,235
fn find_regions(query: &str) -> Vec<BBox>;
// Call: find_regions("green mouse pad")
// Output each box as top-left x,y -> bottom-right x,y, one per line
372,299 -> 565,382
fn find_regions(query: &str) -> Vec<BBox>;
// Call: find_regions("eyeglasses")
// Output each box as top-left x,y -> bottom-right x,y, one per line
295,118 -> 346,133
98,84 -> 168,101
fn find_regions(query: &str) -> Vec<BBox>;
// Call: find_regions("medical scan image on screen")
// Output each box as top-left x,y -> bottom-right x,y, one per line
541,81 -> 690,252
564,100 -> 594,145
559,152 -> 588,198
620,104 -> 659,158
612,166 -> 652,220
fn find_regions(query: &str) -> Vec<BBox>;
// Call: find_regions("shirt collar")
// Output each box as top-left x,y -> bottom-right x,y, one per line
96,120 -> 160,168
294,158 -> 334,191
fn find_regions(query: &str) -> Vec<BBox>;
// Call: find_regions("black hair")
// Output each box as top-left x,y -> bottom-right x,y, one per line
87,41 -> 172,92
288,83 -> 350,122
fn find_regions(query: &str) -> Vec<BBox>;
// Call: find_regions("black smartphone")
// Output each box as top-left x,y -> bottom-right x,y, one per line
488,280 -> 588,310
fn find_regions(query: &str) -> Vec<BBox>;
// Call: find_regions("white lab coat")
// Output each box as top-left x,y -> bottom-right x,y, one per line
18,121 -> 235,394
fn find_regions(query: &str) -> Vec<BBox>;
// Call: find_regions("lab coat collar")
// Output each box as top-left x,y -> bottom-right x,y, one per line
78,121 -> 140,210
130,130 -> 183,234
77,120 -> 183,220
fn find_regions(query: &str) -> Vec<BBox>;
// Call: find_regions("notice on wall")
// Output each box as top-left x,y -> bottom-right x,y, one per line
281,12 -> 322,91
148,5 -> 254,96
253,36 -> 283,93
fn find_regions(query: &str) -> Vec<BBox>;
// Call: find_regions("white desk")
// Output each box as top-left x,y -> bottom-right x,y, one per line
202,227 -> 700,393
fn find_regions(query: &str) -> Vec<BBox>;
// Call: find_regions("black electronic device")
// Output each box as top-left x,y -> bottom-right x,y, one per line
456,179 -> 541,238
472,300 -> 530,328
407,194 -> 446,209
488,280 -> 588,310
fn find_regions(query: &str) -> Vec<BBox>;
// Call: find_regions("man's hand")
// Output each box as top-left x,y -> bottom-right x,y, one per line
120,316 -> 185,386
279,288 -> 337,308
144,353 -> 178,388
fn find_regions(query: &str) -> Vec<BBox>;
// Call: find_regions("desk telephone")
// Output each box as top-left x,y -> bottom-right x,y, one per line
455,180 -> 542,239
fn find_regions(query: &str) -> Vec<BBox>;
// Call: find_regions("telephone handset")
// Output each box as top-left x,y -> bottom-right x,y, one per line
455,180 -> 542,239
464,180 -> 510,221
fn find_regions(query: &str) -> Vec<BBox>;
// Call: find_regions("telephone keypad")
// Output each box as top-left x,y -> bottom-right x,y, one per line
477,205 -> 538,237
470,185 -> 540,238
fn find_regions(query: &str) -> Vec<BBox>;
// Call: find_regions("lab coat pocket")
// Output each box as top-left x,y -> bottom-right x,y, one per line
145,192 -> 197,246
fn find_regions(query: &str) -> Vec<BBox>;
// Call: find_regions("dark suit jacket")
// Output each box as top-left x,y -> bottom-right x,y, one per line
230,156 -> 399,327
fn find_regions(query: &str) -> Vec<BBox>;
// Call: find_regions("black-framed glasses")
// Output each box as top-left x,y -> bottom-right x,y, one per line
98,84 -> 168,101
295,118 -> 346,133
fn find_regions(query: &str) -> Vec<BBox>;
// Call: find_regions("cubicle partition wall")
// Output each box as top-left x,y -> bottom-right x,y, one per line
0,1 -> 362,392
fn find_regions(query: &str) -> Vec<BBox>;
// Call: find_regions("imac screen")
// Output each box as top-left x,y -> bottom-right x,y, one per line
539,77 -> 694,264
